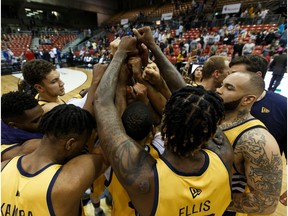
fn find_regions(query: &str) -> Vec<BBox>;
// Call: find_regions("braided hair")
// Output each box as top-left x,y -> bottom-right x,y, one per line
39,104 -> 96,139
1,91 -> 39,123
161,85 -> 224,157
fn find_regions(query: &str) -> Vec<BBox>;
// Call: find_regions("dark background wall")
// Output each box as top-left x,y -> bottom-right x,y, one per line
1,0 -> 123,28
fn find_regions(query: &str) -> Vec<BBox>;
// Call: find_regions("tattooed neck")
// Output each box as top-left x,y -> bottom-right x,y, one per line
220,109 -> 251,129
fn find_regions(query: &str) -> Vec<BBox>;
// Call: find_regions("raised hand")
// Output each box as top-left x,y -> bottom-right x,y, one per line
110,37 -> 121,56
117,36 -> 138,56
133,27 -> 155,49
92,63 -> 108,85
142,61 -> 161,86
128,57 -> 143,82
138,43 -> 149,67
130,83 -> 149,105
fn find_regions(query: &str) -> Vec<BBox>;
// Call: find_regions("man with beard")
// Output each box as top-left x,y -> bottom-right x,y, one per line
22,59 -> 66,114
229,54 -> 287,207
216,71 -> 282,216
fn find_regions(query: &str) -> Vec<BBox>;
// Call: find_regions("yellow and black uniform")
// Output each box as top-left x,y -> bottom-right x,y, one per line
1,155 -> 82,216
151,149 -> 231,216
223,118 -> 267,216
35,94 -> 65,106
105,143 -> 162,216
1,143 -> 21,156
2,155 -> 62,215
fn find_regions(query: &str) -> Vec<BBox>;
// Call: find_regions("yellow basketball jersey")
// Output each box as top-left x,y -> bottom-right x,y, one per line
223,118 -> 266,148
91,174 -> 106,200
223,118 -> 268,216
152,149 -> 231,216
1,155 -> 62,215
1,143 -> 21,156
35,94 -> 65,106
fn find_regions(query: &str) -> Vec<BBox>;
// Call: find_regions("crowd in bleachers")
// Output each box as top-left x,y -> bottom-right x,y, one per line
1,0 -> 286,72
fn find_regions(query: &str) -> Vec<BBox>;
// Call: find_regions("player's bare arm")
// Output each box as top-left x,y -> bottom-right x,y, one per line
229,127 -> 282,214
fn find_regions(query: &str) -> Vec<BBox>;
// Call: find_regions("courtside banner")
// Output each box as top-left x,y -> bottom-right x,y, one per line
161,12 -> 173,20
222,3 -> 241,14
121,18 -> 129,25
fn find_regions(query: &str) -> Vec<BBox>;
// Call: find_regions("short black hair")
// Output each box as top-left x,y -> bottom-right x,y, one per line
229,55 -> 268,78
122,101 -> 153,141
38,104 -> 96,139
161,85 -> 224,157
22,59 -> 56,86
1,91 -> 39,123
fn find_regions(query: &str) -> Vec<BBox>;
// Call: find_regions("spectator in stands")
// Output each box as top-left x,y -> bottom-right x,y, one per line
209,41 -> 218,56
259,9 -> 269,22
189,65 -> 203,86
279,29 -> 287,48
2,48 -> 10,63
262,44 -> 272,62
268,48 -> 287,92
176,46 -> 187,72
178,22 -> 184,38
153,28 -> 159,43
49,49 -> 56,64
83,54 -> 93,68
33,46 -> 40,59
242,39 -> 255,55
278,22 -> 285,35
196,41 -> 202,55
255,30 -> 265,45
56,48 -> 62,64
42,49 -> 50,62
25,48 -> 35,61
6,46 -> 14,63
248,4 -> 254,17
264,28 -> 275,45
232,39 -> 243,59
213,32 -> 220,44
219,44 -> 228,56
198,51 -> 209,64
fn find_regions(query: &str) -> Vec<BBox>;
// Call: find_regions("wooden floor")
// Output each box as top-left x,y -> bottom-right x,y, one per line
1,67 -> 287,216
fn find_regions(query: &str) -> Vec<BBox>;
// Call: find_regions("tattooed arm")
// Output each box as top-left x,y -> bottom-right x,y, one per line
228,127 -> 282,214
94,36 -> 156,216
133,27 -> 186,93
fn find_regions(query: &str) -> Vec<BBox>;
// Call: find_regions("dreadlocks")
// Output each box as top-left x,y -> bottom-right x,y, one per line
39,104 -> 96,139
1,91 -> 39,123
161,85 -> 224,157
